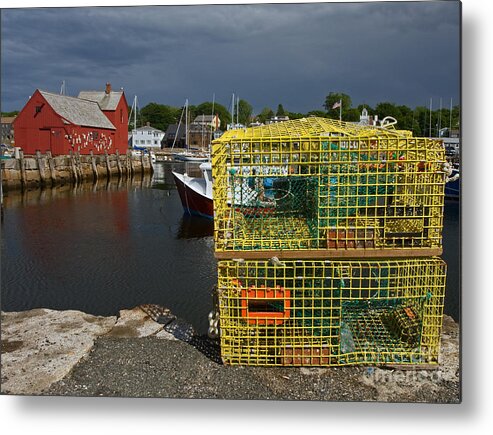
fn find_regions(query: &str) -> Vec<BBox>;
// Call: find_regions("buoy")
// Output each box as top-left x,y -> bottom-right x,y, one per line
208,326 -> 219,339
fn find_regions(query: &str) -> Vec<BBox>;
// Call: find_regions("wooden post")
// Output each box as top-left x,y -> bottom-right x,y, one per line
105,151 -> 111,178
90,150 -> 98,182
115,150 -> 122,177
46,151 -> 57,185
19,150 -> 26,191
69,150 -> 78,184
36,150 -> 47,187
128,150 -> 134,175
148,152 -> 154,174
140,150 -> 145,174
75,152 -> 83,181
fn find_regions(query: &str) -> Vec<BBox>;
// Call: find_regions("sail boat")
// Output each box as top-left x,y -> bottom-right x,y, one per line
172,99 -> 209,162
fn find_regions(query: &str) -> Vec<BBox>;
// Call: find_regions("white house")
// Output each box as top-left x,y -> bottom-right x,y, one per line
130,123 -> 165,149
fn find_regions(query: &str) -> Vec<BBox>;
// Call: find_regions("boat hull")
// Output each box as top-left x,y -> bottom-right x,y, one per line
445,169 -> 460,200
172,172 -> 214,219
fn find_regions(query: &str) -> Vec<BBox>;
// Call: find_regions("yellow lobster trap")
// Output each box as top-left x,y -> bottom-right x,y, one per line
213,258 -> 446,367
211,117 -> 446,259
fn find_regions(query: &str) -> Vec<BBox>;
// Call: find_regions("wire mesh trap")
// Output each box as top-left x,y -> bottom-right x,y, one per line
215,258 -> 446,367
212,117 -> 446,258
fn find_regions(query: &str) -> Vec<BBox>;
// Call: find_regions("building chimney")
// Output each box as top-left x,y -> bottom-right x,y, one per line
105,82 -> 111,94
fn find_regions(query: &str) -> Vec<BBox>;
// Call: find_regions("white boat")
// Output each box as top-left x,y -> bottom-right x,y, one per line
445,163 -> 460,199
172,162 -> 214,218
173,150 -> 209,162
172,161 -> 280,219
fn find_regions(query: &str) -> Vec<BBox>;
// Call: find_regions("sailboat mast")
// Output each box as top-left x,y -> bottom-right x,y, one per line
439,97 -> 442,136
185,98 -> 189,149
210,93 -> 215,147
231,93 -> 235,128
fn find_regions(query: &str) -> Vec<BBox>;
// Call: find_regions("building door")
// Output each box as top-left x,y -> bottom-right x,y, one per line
50,128 -> 64,155
39,129 -> 51,153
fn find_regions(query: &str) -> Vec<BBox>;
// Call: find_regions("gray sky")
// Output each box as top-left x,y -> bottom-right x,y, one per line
1,1 -> 461,114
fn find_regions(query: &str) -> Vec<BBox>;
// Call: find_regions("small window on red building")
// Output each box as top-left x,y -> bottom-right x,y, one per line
35,105 -> 42,113
93,131 -> 99,140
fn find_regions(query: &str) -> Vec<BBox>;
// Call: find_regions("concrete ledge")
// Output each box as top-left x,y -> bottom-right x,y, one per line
1,309 -> 117,395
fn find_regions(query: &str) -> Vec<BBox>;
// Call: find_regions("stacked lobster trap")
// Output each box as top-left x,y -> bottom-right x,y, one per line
209,117 -> 448,367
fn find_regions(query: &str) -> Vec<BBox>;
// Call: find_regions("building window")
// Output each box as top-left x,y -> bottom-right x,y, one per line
154,140 -> 158,145
93,131 -> 99,140
35,106 -> 42,113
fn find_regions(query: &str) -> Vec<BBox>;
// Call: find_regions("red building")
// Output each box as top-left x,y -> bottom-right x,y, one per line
78,83 -> 128,152
13,83 -> 128,155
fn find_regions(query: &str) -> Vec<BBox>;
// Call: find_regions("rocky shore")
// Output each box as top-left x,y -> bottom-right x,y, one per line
1,306 -> 460,402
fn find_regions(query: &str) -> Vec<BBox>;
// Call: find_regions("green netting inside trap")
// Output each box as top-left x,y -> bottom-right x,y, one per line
292,271 -> 344,339
341,300 -> 424,357
232,216 -> 315,250
318,169 -> 396,228
231,176 -> 320,250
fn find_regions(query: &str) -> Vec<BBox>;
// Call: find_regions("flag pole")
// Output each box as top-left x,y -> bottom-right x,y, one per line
339,99 -> 342,122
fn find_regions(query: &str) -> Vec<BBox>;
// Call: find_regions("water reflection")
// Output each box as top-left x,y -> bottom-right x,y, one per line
151,161 -> 203,191
0,161 -> 460,334
3,174 -> 153,209
177,214 -> 214,239
1,163 -> 216,334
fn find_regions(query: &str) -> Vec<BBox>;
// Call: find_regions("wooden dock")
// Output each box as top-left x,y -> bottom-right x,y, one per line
1,150 -> 154,191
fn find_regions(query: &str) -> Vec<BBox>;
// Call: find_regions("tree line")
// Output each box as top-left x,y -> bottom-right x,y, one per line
130,92 -> 460,137
322,93 -> 460,137
2,91 -> 460,138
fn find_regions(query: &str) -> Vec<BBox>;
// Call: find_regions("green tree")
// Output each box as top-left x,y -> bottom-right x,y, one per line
374,102 -> 416,131
276,104 -> 286,117
374,102 -> 401,121
324,92 -> 352,119
343,108 -> 360,122
1,111 -> 19,117
306,110 -> 327,118
287,112 -> 305,120
257,107 -> 274,124
238,99 -> 253,126
396,105 -> 414,131
140,103 -> 181,132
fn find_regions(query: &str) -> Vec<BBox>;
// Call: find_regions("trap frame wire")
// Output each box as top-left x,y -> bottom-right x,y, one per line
212,117 -> 446,259
215,258 -> 447,367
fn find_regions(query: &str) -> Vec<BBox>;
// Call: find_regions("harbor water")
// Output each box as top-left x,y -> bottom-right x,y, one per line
0,162 -> 460,334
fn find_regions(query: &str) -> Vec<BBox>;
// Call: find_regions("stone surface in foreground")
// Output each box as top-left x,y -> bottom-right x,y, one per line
1,309 -> 116,395
1,307 -> 460,402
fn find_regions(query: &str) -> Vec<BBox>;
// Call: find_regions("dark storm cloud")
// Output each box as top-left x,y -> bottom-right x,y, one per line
1,2 -> 460,113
